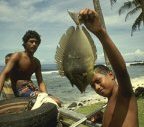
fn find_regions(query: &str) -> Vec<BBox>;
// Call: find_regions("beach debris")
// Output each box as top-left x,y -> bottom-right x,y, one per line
87,110 -> 103,124
55,11 -> 97,93
135,87 -> 144,98
68,102 -> 77,108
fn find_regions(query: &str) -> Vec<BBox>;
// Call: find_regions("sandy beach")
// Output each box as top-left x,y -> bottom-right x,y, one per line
131,76 -> 144,90
64,76 -> 144,109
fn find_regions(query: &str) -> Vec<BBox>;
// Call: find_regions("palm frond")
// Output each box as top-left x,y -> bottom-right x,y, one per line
119,1 -> 136,15
135,0 -> 142,5
125,6 -> 141,21
131,12 -> 143,35
110,0 -> 117,6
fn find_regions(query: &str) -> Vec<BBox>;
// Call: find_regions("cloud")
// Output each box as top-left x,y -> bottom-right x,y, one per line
100,0 -> 141,30
96,49 -> 144,63
0,0 -> 49,23
124,49 -> 144,56
123,49 -> 144,61
0,0 -> 138,30
0,0 -> 143,65
134,49 -> 144,55
0,0 -> 92,24
27,0 -> 92,24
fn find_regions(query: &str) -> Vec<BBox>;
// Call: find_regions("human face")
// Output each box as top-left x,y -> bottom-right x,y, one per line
90,72 -> 114,97
25,38 -> 39,54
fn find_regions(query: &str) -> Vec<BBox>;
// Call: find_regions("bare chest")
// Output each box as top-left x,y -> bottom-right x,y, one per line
18,58 -> 36,71
103,95 -> 137,127
11,56 -> 38,78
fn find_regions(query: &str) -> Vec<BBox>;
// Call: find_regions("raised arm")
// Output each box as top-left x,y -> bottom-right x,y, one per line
35,59 -> 47,93
0,53 -> 19,93
79,9 -> 133,94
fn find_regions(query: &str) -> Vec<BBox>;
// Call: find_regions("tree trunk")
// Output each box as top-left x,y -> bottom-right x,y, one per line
93,0 -> 111,69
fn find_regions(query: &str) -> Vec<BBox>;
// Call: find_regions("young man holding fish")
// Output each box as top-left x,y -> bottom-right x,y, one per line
79,9 -> 138,127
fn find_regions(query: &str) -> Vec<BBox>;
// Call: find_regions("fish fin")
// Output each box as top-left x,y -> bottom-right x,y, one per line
82,26 -> 97,62
55,26 -> 75,76
68,10 -> 80,25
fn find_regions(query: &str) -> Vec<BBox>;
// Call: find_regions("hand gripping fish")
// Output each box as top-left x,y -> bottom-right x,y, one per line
55,11 -> 97,93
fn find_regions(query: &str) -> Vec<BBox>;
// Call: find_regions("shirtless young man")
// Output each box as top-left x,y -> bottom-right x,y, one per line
0,30 -> 47,97
79,9 -> 138,127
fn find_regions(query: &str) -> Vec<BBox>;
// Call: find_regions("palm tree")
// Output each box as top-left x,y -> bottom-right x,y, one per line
92,0 -> 143,67
119,0 -> 144,35
93,0 -> 112,69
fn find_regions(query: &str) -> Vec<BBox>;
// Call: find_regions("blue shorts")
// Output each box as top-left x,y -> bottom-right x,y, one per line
17,81 -> 38,97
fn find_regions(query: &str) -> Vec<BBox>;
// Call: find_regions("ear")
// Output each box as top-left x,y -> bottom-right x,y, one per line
108,72 -> 115,80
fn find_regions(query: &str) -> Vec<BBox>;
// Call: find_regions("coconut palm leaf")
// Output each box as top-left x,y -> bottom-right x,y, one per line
125,6 -> 141,21
118,0 -> 144,35
110,0 -> 117,6
131,12 -> 144,35
119,1 -> 136,15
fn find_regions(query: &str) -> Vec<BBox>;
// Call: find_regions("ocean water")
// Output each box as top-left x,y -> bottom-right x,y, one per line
1,64 -> 144,105
32,64 -> 144,105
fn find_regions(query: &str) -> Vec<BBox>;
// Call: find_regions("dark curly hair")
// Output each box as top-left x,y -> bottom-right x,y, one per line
22,30 -> 41,47
5,53 -> 13,58
94,64 -> 112,75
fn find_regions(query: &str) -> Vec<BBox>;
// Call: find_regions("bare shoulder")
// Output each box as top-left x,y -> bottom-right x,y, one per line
9,52 -> 22,61
33,57 -> 41,66
33,57 -> 40,63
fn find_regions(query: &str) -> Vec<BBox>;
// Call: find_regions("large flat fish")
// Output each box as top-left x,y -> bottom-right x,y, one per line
55,11 -> 97,93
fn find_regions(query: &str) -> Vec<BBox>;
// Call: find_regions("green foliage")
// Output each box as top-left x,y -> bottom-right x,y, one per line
118,0 -> 144,35
76,99 -> 144,127
137,98 -> 144,127
75,102 -> 105,115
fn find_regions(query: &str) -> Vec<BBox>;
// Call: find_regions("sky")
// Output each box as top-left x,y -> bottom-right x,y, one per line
0,0 -> 144,65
